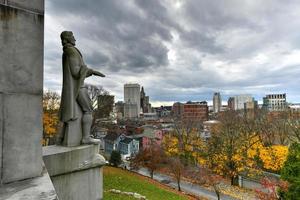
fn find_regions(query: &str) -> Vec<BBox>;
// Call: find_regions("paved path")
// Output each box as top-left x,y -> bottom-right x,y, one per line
135,168 -> 237,200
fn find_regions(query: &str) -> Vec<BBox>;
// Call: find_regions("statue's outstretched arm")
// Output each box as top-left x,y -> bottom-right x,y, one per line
92,70 -> 105,77
82,65 -> 105,78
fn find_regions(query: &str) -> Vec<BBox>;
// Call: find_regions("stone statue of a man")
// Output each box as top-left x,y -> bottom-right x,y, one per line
58,31 -> 105,145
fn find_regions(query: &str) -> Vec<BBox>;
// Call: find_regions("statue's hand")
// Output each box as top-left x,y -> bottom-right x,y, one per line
92,70 -> 105,77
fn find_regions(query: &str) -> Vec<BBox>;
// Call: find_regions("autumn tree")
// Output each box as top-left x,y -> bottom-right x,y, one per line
86,84 -> 109,110
43,90 -> 60,146
168,157 -> 184,191
286,119 -> 300,143
271,111 -> 290,145
131,143 -> 165,179
255,177 -> 288,200
207,110 -> 261,185
256,145 -> 288,173
252,110 -> 276,146
164,119 -> 206,165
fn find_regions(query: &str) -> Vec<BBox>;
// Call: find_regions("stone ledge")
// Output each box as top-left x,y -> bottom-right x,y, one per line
43,144 -> 105,200
43,144 -> 106,177
0,167 -> 58,200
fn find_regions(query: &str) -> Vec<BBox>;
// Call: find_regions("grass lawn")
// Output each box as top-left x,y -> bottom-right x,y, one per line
103,166 -> 191,200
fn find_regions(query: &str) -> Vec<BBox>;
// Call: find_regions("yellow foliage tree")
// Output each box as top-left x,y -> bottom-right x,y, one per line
248,140 -> 288,172
162,126 -> 206,166
163,134 -> 179,156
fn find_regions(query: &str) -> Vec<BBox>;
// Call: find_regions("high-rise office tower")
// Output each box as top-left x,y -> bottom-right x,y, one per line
124,83 -> 141,118
234,95 -> 253,110
213,92 -> 222,113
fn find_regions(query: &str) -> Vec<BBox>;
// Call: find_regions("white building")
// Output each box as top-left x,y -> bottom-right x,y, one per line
289,104 -> 300,113
213,92 -> 222,113
124,83 -> 141,118
142,113 -> 158,121
263,93 -> 287,111
124,102 -> 139,119
234,95 -> 253,110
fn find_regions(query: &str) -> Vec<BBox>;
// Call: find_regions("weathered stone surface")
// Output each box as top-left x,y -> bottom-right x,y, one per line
62,102 -> 83,147
0,93 -> 3,180
5,0 -> 44,14
0,167 -> 58,200
0,0 -> 46,192
52,167 -> 103,200
43,145 -> 105,200
43,144 -> 105,176
59,31 -> 105,146
2,93 -> 43,183
0,4 -> 44,95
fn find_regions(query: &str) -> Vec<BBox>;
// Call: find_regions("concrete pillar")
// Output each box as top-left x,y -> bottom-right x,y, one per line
0,0 -> 44,184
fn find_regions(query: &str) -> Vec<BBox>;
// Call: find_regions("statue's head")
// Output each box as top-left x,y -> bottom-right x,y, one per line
60,31 -> 76,46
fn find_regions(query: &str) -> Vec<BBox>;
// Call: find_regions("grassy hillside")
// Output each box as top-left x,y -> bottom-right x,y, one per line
103,166 -> 192,200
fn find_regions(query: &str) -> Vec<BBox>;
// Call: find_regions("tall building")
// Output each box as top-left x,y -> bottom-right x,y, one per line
213,92 -> 222,113
124,103 -> 139,119
124,83 -> 141,118
234,95 -> 253,110
228,97 -> 235,110
244,100 -> 258,119
244,101 -> 258,110
262,93 -> 287,111
183,101 -> 208,122
172,102 -> 184,118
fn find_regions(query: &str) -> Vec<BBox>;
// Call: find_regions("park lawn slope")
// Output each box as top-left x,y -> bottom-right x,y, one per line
103,166 -> 192,200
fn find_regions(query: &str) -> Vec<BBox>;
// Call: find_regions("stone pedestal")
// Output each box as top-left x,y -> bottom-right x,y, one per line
43,144 -> 106,200
0,167 -> 58,200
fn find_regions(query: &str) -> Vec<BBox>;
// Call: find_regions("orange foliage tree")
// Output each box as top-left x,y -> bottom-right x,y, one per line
43,90 -> 60,146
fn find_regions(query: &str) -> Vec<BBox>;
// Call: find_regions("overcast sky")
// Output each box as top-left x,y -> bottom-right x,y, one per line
45,0 -> 300,106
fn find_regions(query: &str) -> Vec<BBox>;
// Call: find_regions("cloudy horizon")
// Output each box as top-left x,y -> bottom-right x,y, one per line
45,0 -> 300,107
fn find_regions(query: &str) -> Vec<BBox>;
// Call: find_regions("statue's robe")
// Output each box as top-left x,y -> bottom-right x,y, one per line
59,44 -> 92,122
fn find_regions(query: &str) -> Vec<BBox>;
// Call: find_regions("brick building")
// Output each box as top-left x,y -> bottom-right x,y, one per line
182,101 -> 208,122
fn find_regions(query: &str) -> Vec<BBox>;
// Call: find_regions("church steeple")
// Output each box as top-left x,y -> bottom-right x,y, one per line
141,87 -> 144,93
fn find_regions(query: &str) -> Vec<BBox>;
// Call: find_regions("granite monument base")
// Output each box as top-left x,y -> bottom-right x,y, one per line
43,144 -> 105,200
0,167 -> 58,200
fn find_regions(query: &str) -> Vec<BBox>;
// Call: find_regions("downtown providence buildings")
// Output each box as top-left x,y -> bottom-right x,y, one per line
123,83 -> 152,119
124,83 -> 141,119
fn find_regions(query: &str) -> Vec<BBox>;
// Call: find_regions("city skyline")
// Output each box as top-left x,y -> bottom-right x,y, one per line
45,0 -> 300,106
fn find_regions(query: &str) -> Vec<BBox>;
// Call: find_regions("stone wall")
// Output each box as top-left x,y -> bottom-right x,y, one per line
0,0 -> 44,184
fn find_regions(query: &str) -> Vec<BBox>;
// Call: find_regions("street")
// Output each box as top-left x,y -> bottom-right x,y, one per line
135,168 -> 238,200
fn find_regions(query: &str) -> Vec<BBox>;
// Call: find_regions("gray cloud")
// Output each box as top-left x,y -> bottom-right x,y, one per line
180,30 -> 224,54
44,0 -> 300,105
